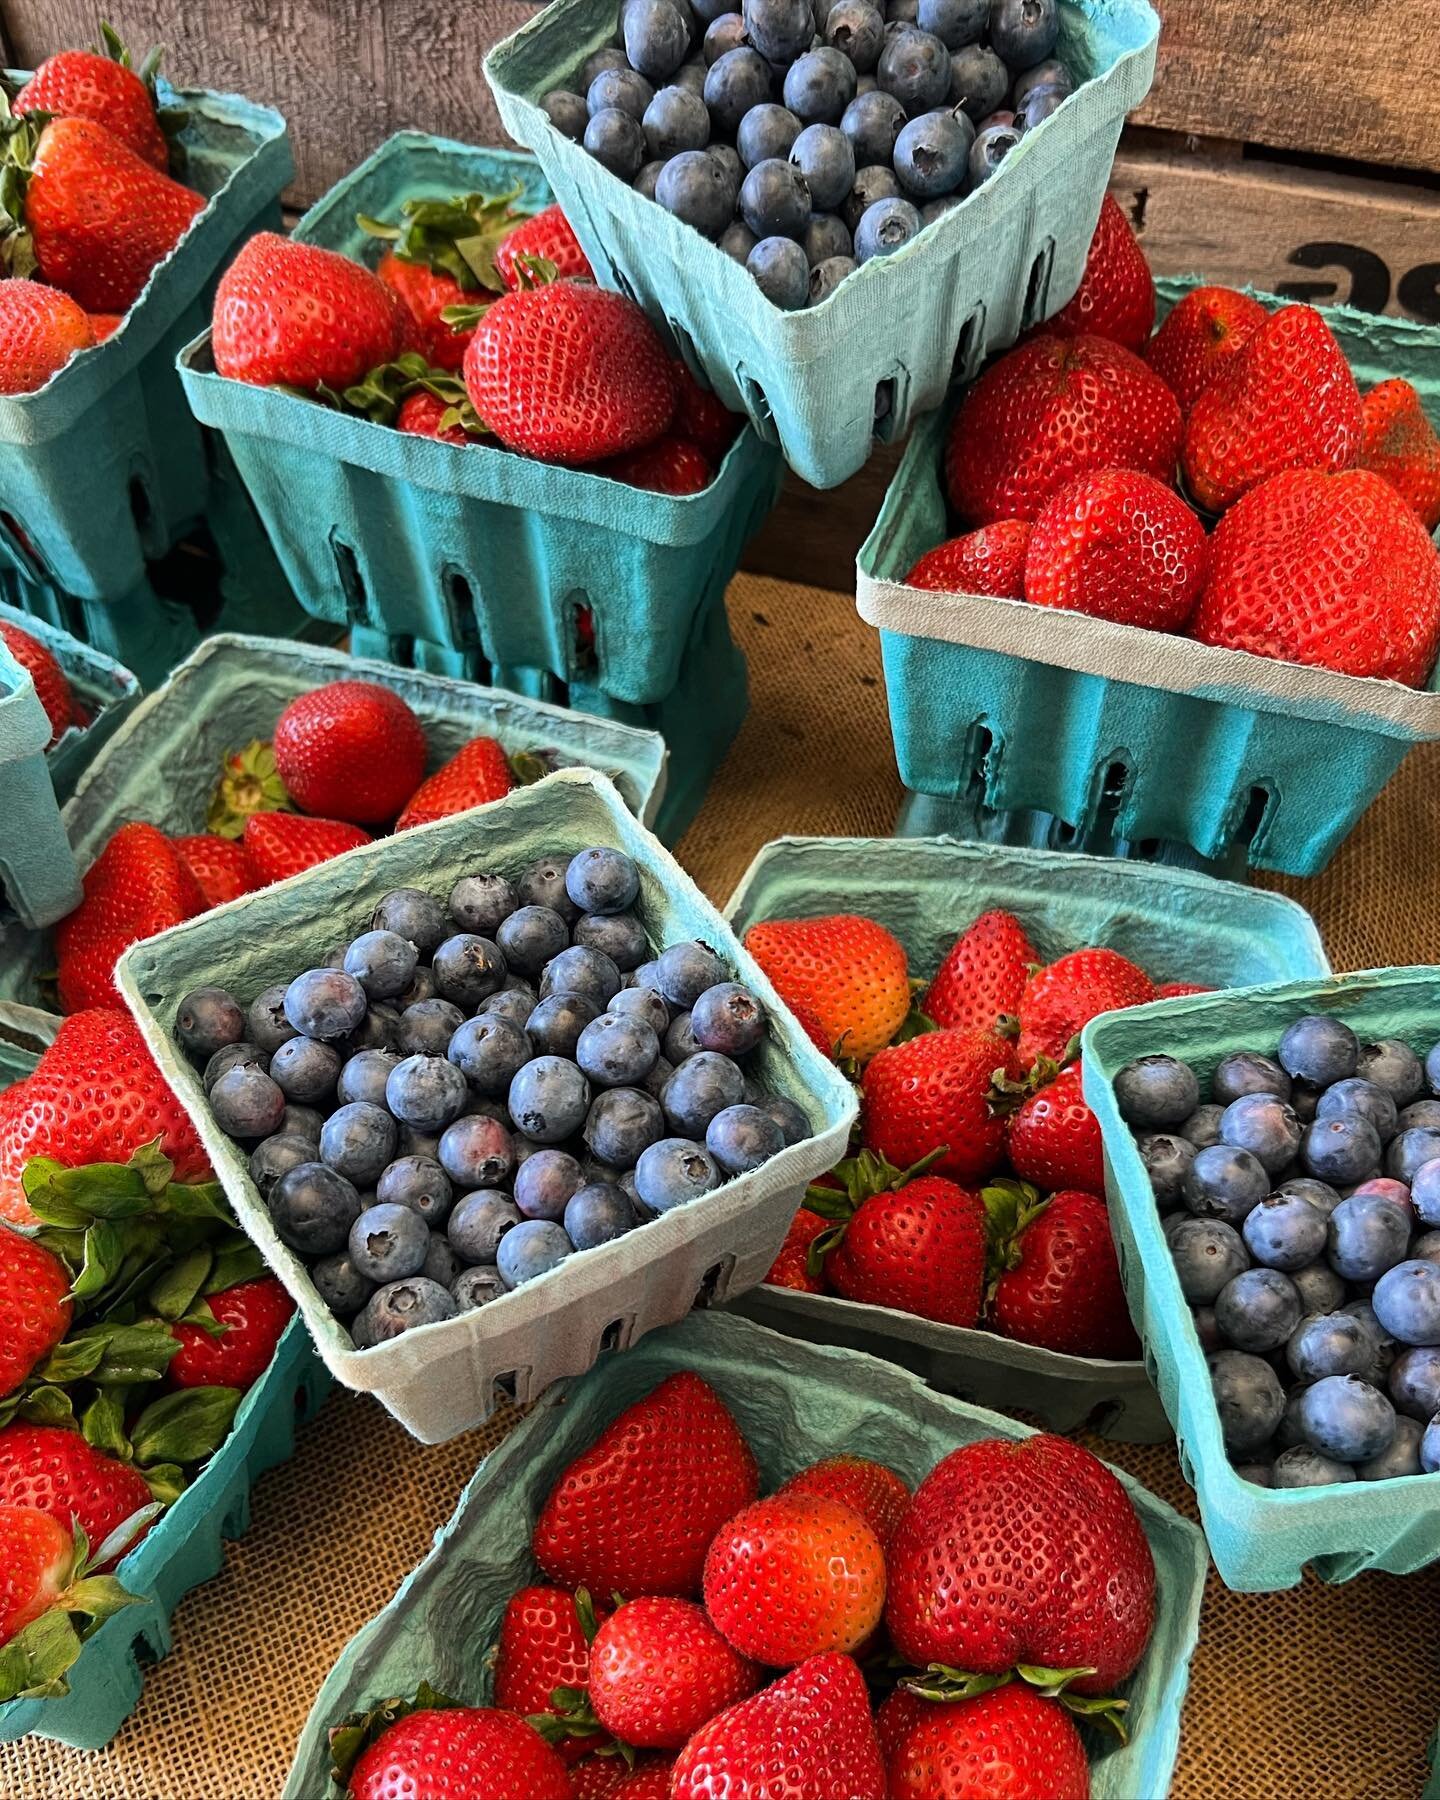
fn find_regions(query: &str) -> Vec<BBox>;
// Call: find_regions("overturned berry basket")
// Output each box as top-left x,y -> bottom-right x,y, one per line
724,834 -> 1329,1441
116,770 -> 857,1444
1084,967 -> 1440,1592
857,279 -> 1440,876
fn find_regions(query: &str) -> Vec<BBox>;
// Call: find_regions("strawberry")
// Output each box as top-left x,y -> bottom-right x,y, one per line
532,1371 -> 758,1599
885,1433 -> 1156,1693
1358,378 -> 1440,532
396,735 -> 514,830
881,1683 -> 1091,1800
862,1029 -> 1021,1184
0,1227 -> 71,1397
704,1492 -> 886,1665
1024,466 -> 1210,631
212,234 -> 402,392
1182,304 -> 1363,513
464,281 -> 677,463
0,1504 -> 73,1644
945,334 -> 1182,525
168,1276 -> 294,1392
925,908 -> 1036,1035
0,279 -> 94,396
173,833 -> 258,909
87,311 -> 123,342
672,362 -> 741,466
0,1423 -> 154,1560
242,811 -> 372,885
780,1456 -> 911,1549
272,680 -> 428,824
0,617 -> 76,741
1144,285 -> 1268,416
904,520 -> 1031,596
1016,949 -> 1155,1068
54,821 -> 205,1012
1044,194 -> 1154,353
986,1183 -> 1140,1358
347,1706 -> 571,1800
495,204 -> 594,289
396,388 -> 474,445
569,1755 -> 675,1798
742,914 -> 910,1065
0,1503 -> 139,1671
1189,466 -> 1440,685
671,1653 -> 886,1800
375,252 -> 475,371
601,435 -> 713,494
764,1206 -> 829,1292
589,1596 -> 760,1748
1006,1063 -> 1104,1195
604,1763 -> 673,1798
495,1585 -> 608,1765
0,1009 -> 210,1224
14,30 -> 169,171
1154,981 -> 1213,999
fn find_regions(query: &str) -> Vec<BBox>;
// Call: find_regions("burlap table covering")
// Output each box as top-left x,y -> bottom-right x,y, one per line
6,574 -> 1439,1800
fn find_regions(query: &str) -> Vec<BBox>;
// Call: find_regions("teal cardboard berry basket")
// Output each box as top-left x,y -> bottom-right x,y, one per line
1083,966 -> 1440,1592
857,279 -> 1440,876
723,834 -> 1329,1442
0,602 -> 141,804
0,629 -> 82,929
282,1311 -> 1207,1799
116,770 -> 859,1443
178,132 -> 783,710
485,0 -> 1158,491
0,632 -> 670,1041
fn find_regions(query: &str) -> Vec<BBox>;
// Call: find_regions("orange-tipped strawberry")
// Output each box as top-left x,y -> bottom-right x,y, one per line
396,735 -> 520,830
1017,948 -> 1155,1068
905,521 -> 1031,596
780,1456 -> 911,1549
0,618 -> 76,741
242,811 -> 371,885
743,915 -> 910,1065
1358,378 -> 1440,532
0,279 -> 94,395
1144,284 -> 1267,415
925,908 -> 1036,1036
601,435 -> 713,494
862,1029 -> 1021,1183
494,204 -> 593,290
1043,194 -> 1155,353
172,833 -> 258,909
54,821 -> 205,1012
13,26 -> 171,171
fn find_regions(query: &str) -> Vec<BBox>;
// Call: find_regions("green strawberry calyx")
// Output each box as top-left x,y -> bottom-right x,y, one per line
980,1177 -> 1048,1296
440,250 -> 559,334
902,1662 -> 1130,1741
328,1678 -> 461,1786
0,98 -> 40,280
329,352 -> 491,438
987,1035 -> 1077,1119
206,737 -> 292,838
802,1147 -> 948,1276
0,1514 -> 149,1703
357,187 -> 526,294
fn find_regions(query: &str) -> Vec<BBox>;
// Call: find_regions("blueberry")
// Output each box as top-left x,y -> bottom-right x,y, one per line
1291,1261 -> 1346,1315
573,913 -> 649,974
281,1104 -> 326,1145
479,985 -> 538,1032
336,1048 -> 400,1109
779,134 -> 850,225
1348,1177 -> 1413,1218
1389,1344 -> 1440,1419
1272,1175 -> 1342,1218
609,986 -> 670,1035
704,45 -> 774,133
893,105 -> 972,197
719,217 -> 760,262
270,1162 -> 363,1256
687,985 -> 765,1061
514,1147 -> 586,1222
1327,1192 -> 1411,1282
210,1064 -> 286,1140
824,0 -> 884,68
559,848 -> 635,919
802,211 -> 853,264
839,164 -> 900,233
582,46 -> 631,86
625,0 -> 691,80
759,1092 -> 811,1145
348,1201 -> 430,1283
284,968 -> 367,1041
947,42 -> 1007,117
385,1054 -> 468,1133
1212,1051 -> 1292,1106
854,195 -> 921,261
452,1264 -> 506,1312
1302,1112 -> 1382,1186
433,1115 -> 510,1191
704,13 -> 750,62
635,1136 -> 723,1213
1343,1298 -> 1397,1384
508,1056 -> 592,1144
1242,1192 -> 1327,1271
352,1276 -> 457,1346
1233,1463 -> 1274,1488
588,66 -> 656,119
249,1132 -> 314,1199
398,967 -> 437,1007
376,1154 -> 454,1226
372,888 -> 448,957
428,934 -> 503,1010
1424,1418 -> 1440,1474
577,1013 -> 662,1088
1388,1126 -> 1440,1185
1215,1093 -> 1301,1177
784,47 -> 858,122
541,946 -> 623,1013
1426,1038 -> 1440,1095
205,1042 -> 269,1093
1299,1374 -> 1396,1463
492,907 -> 565,978
736,102 -> 801,170
1016,83 -> 1066,129
705,1102 -> 785,1174
1210,1349 -> 1284,1457
919,194 -> 962,227
807,253 -> 856,302
1414,1228 -> 1440,1265
584,1086 -> 666,1166
674,55 -> 710,88
318,1102 -> 396,1187
840,89 -> 906,170
565,1181 -> 640,1250
988,0 -> 1058,65
541,88 -> 590,140
660,144 -> 739,237
1286,1311 -> 1373,1381
709,141 -> 744,194
447,1015 -> 532,1096
176,986 -> 245,1060
1137,1132 -> 1196,1209
661,1050 -> 747,1138
967,120 -> 1020,184
743,0 -> 814,61
747,236 -> 809,307
662,1012 -> 703,1066
447,1190 -> 523,1265
525,993 -> 600,1061
1372,1260 -> 1440,1347
397,999 -> 466,1059
740,158 -> 812,239
877,26 -> 950,112
420,1231 -> 460,1289
1315,1077 -> 1398,1144
1214,1268 -> 1301,1354
1192,1305 -> 1222,1353
1357,1413 -> 1423,1480
492,1218 -> 570,1287
916,0 -> 984,46
1169,1217 -> 1249,1303
1183,1143 -> 1269,1225
342,930 -> 418,1002
656,941 -> 728,1010
1270,1446 -> 1357,1489
1011,56 -> 1074,111
1278,1014 -> 1358,1090
586,106 -> 647,178
246,984 -> 298,1055
1410,1159 -> 1440,1229
312,1251 -> 373,1320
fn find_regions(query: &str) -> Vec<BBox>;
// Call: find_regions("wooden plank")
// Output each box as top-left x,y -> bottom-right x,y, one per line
740,445 -> 901,594
1134,0 -> 1440,178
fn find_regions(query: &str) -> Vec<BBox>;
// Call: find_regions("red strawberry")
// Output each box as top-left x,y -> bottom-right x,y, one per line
703,1492 -> 885,1666
88,311 -> 123,343
272,680 -> 428,824
168,1276 -> 294,1392
0,1423 -> 154,1560
1144,285 -> 1268,416
242,811 -> 371,885
533,1371 -> 758,1599
348,1707 -> 571,1800
1016,949 -> 1155,1068
1189,466 -> 1440,685
862,1029 -> 1021,1184
54,821 -> 205,1012
589,1596 -> 760,1748
569,1755 -> 675,1798
605,1762 -> 674,1798
780,1456 -> 911,1549
464,282 -> 677,463
671,1653 -> 886,1800
672,362 -> 741,465
0,279 -> 94,396
885,1433 -> 1156,1692
1006,1063 -> 1104,1195
882,1683 -> 1091,1800
0,617 -> 76,741
765,1206 -> 829,1293
1044,194 -> 1154,353
212,234 -> 402,392
743,915 -> 910,1065
14,34 -> 168,171
1024,467 -> 1209,631
495,204 -> 594,289
0,1009 -> 211,1225
376,250 -> 475,372
925,908 -> 1036,1035
601,435 -> 713,494
0,1504 -> 72,1644
1154,981 -> 1213,999
1358,378 -> 1440,532
396,387 -> 475,445
396,734 -> 515,830
1182,303 -> 1362,513
172,834 -> 258,909
986,1183 -> 1140,1358
904,520 -> 1031,596
946,334 -> 1182,524
0,1227 -> 71,1398
494,1585 -> 608,1765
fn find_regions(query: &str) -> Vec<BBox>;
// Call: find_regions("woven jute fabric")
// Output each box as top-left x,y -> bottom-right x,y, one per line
6,573 -> 1440,1800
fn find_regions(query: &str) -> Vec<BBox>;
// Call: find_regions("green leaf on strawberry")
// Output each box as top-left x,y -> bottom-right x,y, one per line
328,1680 -> 461,1787
6,1384 -> 75,1429
0,1521 -> 142,1703
129,1386 -> 241,1468
357,188 -> 525,294
79,1389 -> 130,1461
147,1245 -> 214,1321
203,1239 -> 265,1296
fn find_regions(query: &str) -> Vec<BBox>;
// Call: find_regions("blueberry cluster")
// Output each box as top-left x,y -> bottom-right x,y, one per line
1117,1016 -> 1440,1489
171,847 -> 808,1349
539,0 -> 1072,308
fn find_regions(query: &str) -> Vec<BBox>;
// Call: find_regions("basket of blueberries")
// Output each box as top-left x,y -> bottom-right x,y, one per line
115,767 -> 857,1443
1082,969 -> 1440,1592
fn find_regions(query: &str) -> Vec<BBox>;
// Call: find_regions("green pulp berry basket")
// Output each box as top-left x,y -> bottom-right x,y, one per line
0,602 -> 141,803
0,629 -> 82,929
1083,966 -> 1440,1592
723,834 -> 1329,1441
116,770 -> 859,1444
178,132 -> 783,709
857,278 -> 1440,876
282,1311 -> 1208,1800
